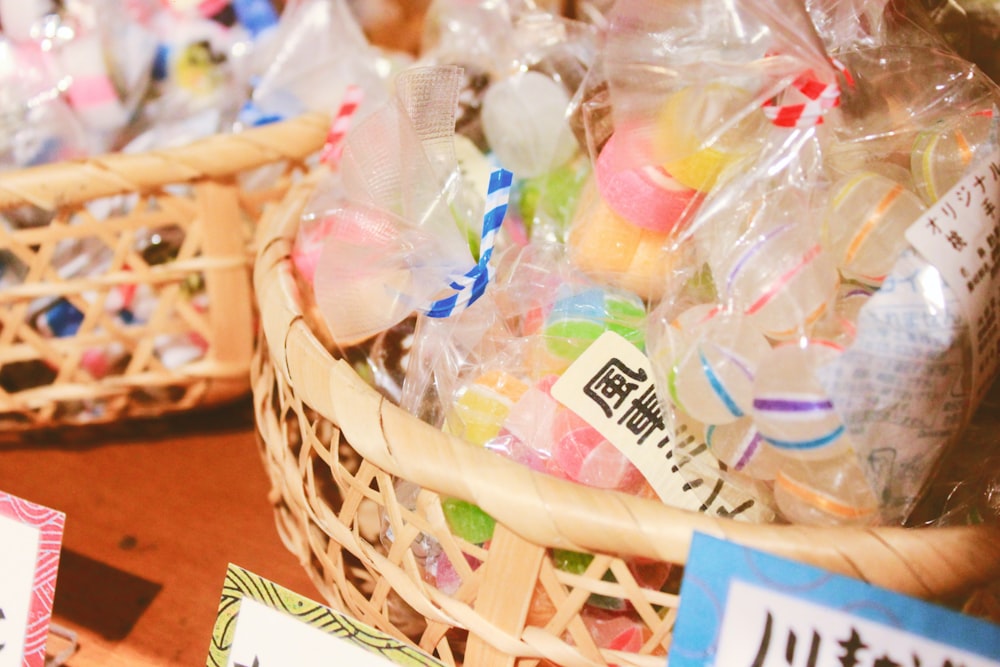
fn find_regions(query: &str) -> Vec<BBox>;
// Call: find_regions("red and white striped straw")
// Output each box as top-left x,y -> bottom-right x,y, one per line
319,84 -> 364,167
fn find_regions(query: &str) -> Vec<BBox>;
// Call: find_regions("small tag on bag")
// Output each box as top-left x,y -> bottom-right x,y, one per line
550,331 -> 773,522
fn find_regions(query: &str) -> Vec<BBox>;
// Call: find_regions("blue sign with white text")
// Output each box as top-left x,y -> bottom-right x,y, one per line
669,532 -> 1000,666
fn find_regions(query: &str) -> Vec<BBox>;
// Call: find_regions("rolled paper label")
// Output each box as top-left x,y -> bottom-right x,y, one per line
669,533 -> 1000,667
208,564 -> 445,667
550,331 -> 773,522
905,147 -> 1000,407
0,491 -> 65,667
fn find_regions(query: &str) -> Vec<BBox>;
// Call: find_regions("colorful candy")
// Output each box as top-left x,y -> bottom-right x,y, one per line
550,408 -> 645,492
751,340 -> 849,460
704,418 -> 783,481
489,376 -> 561,471
568,177 -> 692,301
446,370 -> 528,447
480,70 -> 579,178
513,158 -> 590,244
441,497 -> 496,544
824,172 -> 926,286
719,222 -> 840,339
652,83 -> 766,192
543,284 -> 646,362
595,129 -> 702,234
664,305 -> 771,425
911,110 -> 994,204
773,450 -> 879,526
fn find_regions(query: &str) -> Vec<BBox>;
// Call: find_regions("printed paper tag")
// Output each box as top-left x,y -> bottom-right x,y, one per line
0,492 -> 65,667
669,532 -> 1000,667
905,148 -> 1000,406
208,564 -> 446,667
550,331 -> 772,522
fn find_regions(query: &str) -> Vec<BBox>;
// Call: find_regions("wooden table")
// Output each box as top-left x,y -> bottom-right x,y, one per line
0,399 -> 319,666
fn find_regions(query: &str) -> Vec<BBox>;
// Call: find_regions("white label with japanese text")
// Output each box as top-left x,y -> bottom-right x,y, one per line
227,598 -> 401,667
0,514 -> 41,667
906,149 -> 1000,406
550,331 -> 772,522
716,579 -> 1000,667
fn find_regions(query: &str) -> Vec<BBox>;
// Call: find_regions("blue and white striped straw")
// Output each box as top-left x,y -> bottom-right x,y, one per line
422,168 -> 513,318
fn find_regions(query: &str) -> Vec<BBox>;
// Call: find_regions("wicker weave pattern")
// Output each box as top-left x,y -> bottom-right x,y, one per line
0,113 -> 329,432
252,178 -> 1000,667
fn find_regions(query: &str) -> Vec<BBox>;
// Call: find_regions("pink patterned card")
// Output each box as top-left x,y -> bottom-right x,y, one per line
0,492 -> 65,667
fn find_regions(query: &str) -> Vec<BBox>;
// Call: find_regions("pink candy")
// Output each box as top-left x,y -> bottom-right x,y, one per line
551,409 -> 645,493
595,130 -> 702,234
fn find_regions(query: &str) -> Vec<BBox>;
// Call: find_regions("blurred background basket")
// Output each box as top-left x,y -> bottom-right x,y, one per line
252,175 -> 1000,667
0,111 -> 328,434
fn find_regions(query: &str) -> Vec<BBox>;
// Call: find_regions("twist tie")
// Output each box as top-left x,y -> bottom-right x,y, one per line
762,58 -> 852,128
422,168 -> 513,318
320,84 -> 364,166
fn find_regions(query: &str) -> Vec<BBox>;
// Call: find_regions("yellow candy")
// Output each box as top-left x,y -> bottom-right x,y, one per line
653,83 -> 764,192
911,111 -> 993,204
446,370 -> 528,446
567,177 -> 691,301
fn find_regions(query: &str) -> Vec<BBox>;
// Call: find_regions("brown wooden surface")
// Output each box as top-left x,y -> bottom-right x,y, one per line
0,398 -> 318,666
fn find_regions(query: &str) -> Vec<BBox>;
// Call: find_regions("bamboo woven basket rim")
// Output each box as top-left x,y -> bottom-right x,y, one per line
254,173 -> 1000,603
0,111 -> 330,212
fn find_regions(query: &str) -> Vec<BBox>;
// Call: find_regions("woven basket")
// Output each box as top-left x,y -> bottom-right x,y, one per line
0,112 -> 329,433
252,175 -> 1000,667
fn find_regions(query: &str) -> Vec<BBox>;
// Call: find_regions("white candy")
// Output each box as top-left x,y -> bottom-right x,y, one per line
720,222 -> 839,339
480,71 -> 578,179
667,306 -> 771,425
751,340 -> 848,460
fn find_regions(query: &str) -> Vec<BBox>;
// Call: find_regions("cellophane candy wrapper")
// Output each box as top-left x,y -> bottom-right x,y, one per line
601,0 -> 1000,527
309,65 -> 490,351
0,0 -> 153,167
236,0 -> 397,131
142,0 -> 280,128
416,0 -> 598,246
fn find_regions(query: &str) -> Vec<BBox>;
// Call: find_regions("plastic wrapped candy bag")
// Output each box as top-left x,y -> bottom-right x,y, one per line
309,65 -> 507,356
0,36 -> 89,174
803,1 -> 1000,525
0,0 -> 159,153
286,0 -> 423,289
563,0 -> 838,303
417,1 -> 598,246
628,0 -> 1000,526
399,237 -> 775,525
236,0 -> 395,131
144,0 -> 281,126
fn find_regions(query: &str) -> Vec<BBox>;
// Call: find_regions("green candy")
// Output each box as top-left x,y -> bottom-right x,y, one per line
515,160 -> 590,242
552,548 -> 595,574
544,286 -> 646,361
442,498 -> 496,544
